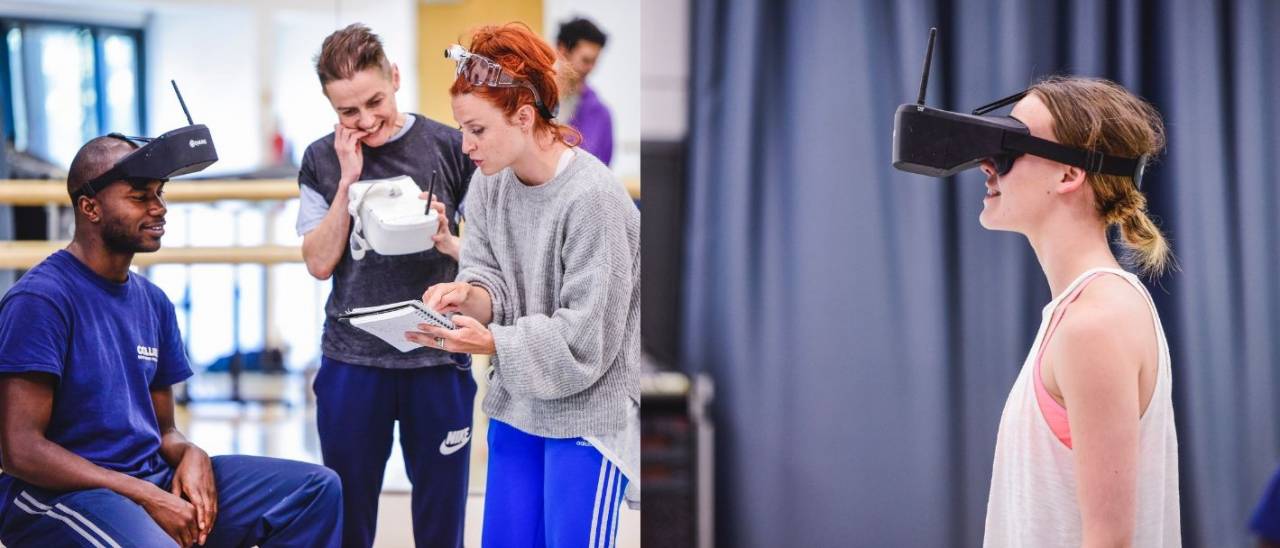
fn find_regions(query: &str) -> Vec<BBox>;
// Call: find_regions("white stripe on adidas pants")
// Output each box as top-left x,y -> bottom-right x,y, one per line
21,491 -> 123,548
13,491 -> 121,548
588,457 -> 609,548
602,465 -> 625,548
608,470 -> 624,548
599,463 -> 619,548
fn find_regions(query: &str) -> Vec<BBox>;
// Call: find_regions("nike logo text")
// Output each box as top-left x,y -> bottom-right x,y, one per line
440,427 -> 471,455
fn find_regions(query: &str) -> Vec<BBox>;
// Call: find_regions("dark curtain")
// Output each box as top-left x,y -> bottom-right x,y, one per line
681,0 -> 1280,546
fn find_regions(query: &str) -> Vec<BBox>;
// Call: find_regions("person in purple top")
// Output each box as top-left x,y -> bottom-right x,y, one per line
556,17 -> 614,166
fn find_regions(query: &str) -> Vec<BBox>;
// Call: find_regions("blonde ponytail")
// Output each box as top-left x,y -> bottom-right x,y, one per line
1031,76 -> 1174,278
1106,189 -> 1171,277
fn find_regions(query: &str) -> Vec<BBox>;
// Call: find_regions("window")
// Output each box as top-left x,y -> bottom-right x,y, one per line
0,18 -> 144,167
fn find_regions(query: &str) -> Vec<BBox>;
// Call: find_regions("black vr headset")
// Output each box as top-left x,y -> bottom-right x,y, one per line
891,29 -> 1149,188
73,81 -> 218,199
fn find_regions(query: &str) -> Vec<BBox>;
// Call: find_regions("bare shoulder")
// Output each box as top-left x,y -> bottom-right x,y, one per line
1047,274 -> 1152,376
1072,274 -> 1152,332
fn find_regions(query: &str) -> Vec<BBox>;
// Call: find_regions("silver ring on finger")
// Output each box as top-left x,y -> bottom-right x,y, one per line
435,337 -> 447,351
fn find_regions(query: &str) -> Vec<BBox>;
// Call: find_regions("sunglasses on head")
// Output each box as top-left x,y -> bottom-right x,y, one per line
445,44 -> 557,120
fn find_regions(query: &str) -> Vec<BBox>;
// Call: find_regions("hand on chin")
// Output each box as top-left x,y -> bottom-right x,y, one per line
359,131 -> 384,147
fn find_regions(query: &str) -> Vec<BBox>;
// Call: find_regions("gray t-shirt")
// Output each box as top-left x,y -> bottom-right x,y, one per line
297,113 -> 475,368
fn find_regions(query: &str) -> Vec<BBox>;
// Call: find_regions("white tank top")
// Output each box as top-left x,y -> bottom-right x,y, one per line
983,268 -> 1181,547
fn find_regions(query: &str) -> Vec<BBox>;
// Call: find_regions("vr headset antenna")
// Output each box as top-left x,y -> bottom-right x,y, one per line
916,28 -> 937,107
425,169 -> 438,215
171,80 -> 194,125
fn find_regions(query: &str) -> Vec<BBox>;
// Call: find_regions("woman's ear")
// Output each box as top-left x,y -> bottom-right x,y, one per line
1057,165 -> 1087,195
516,104 -> 535,132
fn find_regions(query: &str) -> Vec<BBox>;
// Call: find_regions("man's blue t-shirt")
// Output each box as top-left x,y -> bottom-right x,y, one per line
0,250 -> 191,479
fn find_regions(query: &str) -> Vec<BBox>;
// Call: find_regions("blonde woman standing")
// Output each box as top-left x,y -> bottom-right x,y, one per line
977,77 -> 1181,547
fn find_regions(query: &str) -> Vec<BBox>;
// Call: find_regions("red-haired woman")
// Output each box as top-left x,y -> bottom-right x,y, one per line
409,23 -> 638,548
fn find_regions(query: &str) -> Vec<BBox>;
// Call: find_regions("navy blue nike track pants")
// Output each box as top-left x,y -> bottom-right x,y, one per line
313,356 -> 477,548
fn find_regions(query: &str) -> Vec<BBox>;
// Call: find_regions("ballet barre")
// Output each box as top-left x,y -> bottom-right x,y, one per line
0,241 -> 302,269
0,177 -> 641,205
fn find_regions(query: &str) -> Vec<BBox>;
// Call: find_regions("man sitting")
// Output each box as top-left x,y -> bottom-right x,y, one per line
0,135 -> 342,547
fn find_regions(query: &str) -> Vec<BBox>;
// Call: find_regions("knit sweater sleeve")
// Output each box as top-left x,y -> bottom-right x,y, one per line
455,174 -> 514,325
489,188 -> 635,400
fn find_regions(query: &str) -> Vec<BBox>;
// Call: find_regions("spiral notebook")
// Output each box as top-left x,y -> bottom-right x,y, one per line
338,300 -> 456,352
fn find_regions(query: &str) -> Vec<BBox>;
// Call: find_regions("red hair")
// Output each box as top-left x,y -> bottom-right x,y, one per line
450,22 -> 581,147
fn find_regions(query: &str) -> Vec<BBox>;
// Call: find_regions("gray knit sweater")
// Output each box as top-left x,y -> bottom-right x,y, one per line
457,150 -> 640,439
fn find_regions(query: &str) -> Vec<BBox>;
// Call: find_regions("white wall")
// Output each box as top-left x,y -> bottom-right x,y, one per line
543,0 -> 640,180
271,2 -> 419,167
146,4 -> 262,174
0,0 -> 147,27
640,0 -> 688,141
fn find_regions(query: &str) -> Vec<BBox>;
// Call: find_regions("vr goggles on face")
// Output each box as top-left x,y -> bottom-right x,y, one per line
73,81 -> 219,200
891,29 -> 1149,188
444,44 -> 557,121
